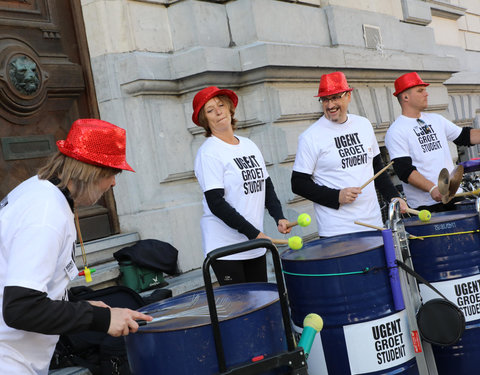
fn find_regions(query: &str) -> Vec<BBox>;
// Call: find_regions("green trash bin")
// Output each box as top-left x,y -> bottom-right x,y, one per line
118,260 -> 168,293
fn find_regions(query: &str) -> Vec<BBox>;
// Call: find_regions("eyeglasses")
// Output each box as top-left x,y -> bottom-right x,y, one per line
319,91 -> 348,103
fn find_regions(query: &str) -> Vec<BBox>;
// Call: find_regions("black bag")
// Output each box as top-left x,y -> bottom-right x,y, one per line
49,285 -> 170,375
113,239 -> 179,276
417,298 -> 465,346
396,260 -> 466,346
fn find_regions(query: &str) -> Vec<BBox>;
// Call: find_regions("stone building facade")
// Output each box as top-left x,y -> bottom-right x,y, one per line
80,0 -> 480,272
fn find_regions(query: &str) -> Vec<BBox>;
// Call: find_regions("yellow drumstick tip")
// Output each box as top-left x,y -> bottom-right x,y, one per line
297,213 -> 312,227
418,210 -> 431,222
304,313 -> 324,332
288,236 -> 303,250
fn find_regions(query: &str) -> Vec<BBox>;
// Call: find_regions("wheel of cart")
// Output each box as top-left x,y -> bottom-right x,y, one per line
203,238 -> 319,375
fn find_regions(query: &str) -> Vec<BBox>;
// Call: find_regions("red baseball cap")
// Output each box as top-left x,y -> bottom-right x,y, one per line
393,72 -> 429,97
56,119 -> 135,172
315,72 -> 353,98
192,86 -> 238,126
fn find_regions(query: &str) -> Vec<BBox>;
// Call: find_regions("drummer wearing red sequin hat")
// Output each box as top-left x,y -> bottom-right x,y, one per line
292,72 -> 406,237
0,119 -> 152,374
385,72 -> 480,212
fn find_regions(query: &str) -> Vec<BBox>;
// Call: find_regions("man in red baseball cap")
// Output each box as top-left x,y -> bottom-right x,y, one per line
385,72 -> 480,212
0,119 -> 152,374
291,72 -> 406,237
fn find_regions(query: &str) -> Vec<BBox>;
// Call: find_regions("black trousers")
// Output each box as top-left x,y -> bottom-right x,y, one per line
211,254 -> 267,285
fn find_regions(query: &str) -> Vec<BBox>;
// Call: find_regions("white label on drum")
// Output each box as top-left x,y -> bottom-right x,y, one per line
343,310 -> 415,374
292,322 -> 328,374
433,222 -> 457,231
419,274 -> 480,322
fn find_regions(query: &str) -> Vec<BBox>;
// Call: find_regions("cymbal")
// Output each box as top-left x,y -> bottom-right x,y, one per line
441,165 -> 464,204
437,168 -> 449,196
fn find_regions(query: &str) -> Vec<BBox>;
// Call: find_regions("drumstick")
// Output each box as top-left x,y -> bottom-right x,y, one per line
453,188 -> 480,198
405,208 -> 431,222
359,161 -> 394,190
354,220 -> 385,231
286,213 -> 312,229
272,236 -> 303,250
354,220 -> 423,240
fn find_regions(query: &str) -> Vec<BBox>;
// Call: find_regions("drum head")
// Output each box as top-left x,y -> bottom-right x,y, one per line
416,298 -> 465,346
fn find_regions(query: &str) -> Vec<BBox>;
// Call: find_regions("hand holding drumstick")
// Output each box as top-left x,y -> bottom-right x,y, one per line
359,161 -> 394,190
277,219 -> 292,234
340,161 -> 408,212
339,187 -> 362,204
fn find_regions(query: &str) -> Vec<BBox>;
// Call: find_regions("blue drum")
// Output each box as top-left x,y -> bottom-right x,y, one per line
281,231 -> 418,374
405,211 -> 480,374
454,199 -> 476,211
125,283 -> 287,375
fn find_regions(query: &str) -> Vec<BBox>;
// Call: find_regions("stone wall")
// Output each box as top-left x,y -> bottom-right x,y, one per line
80,0 -> 480,272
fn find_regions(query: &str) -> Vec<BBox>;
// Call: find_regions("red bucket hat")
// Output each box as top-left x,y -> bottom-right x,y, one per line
192,86 -> 238,126
393,72 -> 429,97
56,119 -> 135,172
315,72 -> 353,98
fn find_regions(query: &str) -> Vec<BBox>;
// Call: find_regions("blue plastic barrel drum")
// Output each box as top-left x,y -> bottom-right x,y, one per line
125,283 -> 288,375
281,231 -> 418,374
405,210 -> 480,374
124,210 -> 480,374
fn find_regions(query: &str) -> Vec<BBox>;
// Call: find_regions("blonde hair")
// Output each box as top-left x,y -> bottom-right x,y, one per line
197,95 -> 237,137
38,152 -> 120,201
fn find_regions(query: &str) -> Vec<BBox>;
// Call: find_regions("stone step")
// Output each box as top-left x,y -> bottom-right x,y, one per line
74,232 -> 140,267
71,232 -> 139,290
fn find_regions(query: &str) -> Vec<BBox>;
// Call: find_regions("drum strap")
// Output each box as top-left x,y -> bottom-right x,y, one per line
410,229 -> 480,240
395,260 -> 447,299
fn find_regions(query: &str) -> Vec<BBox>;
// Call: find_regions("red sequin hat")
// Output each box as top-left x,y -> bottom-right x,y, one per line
315,72 -> 353,98
393,72 -> 429,97
192,86 -> 238,126
56,119 -> 134,172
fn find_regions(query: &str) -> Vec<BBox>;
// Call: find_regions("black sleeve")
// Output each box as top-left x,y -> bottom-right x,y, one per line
373,154 -> 400,201
291,171 -> 340,209
3,286 -> 110,335
453,127 -> 472,146
204,188 -> 260,239
265,177 -> 285,224
391,156 -> 417,183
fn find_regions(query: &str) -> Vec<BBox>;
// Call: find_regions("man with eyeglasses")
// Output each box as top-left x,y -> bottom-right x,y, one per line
385,72 -> 480,212
291,72 -> 406,237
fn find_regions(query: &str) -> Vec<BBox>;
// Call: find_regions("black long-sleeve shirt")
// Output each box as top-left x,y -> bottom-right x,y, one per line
291,154 -> 399,208
204,176 -> 285,239
3,286 -> 110,334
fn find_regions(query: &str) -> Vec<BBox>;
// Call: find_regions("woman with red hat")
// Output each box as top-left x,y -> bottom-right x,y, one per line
292,72 -> 406,237
193,86 -> 291,285
386,72 -> 480,212
0,119 -> 152,374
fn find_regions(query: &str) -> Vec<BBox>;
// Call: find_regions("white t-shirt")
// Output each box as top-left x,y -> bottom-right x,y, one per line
385,113 -> 462,208
195,135 -> 268,260
293,114 -> 383,237
0,176 -> 77,375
